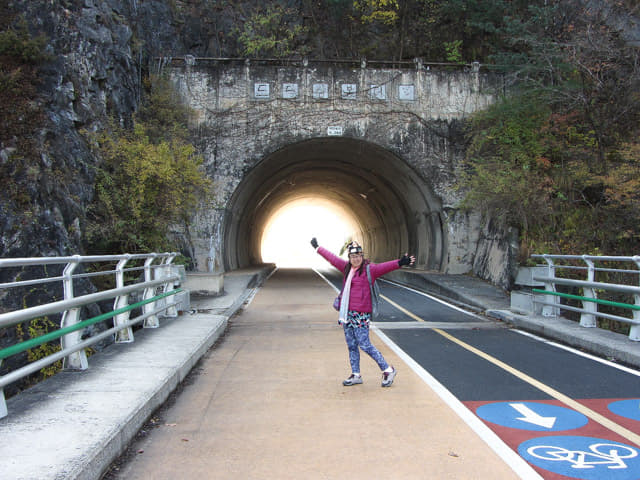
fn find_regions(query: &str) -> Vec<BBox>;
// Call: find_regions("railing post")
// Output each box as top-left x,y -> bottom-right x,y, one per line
165,254 -> 178,317
630,256 -> 640,341
155,254 -> 178,318
142,255 -> 160,328
541,255 -> 559,317
60,256 -> 89,369
580,256 -> 597,327
0,361 -> 6,418
114,256 -> 134,343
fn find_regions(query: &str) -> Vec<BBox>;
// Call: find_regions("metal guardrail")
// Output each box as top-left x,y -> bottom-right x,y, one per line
530,254 -> 640,341
157,56 -> 485,71
0,253 -> 188,418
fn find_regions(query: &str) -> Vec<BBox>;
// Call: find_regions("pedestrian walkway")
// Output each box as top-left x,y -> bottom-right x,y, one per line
0,266 -> 273,480
103,268 -> 521,480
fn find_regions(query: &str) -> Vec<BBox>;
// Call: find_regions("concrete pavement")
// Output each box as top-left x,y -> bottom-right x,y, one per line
0,266 -> 274,480
102,268 -> 523,480
0,265 -> 638,480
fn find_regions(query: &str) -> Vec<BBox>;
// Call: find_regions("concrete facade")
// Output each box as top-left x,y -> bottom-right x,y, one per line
167,58 -> 514,286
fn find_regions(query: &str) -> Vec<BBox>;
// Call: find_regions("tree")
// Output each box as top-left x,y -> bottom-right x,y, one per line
238,5 -> 310,58
462,0 -> 640,257
354,0 -> 399,25
462,93 -> 555,235
85,77 -> 212,254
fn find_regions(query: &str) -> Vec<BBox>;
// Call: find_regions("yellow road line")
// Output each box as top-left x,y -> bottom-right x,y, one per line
381,295 -> 425,322
382,294 -> 640,447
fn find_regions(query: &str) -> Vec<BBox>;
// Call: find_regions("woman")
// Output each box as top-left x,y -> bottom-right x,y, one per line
310,238 -> 415,387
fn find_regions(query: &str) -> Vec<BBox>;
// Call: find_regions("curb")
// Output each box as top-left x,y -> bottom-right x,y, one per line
76,315 -> 229,480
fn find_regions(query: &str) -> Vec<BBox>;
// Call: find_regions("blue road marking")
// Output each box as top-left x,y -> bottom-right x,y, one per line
519,436 -> 640,480
476,401 -> 588,431
608,399 -> 640,422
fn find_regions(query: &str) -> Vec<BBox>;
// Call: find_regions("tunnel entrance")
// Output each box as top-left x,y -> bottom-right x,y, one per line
222,137 -> 445,271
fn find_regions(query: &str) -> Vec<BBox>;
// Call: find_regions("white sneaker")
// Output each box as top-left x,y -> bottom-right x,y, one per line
343,374 -> 363,386
381,367 -> 396,387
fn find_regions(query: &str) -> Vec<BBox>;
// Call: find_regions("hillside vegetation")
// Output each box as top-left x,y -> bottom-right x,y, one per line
98,0 -> 640,257
1,0 -> 639,259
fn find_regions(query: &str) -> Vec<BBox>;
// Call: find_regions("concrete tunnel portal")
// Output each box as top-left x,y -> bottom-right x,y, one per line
222,137 -> 446,271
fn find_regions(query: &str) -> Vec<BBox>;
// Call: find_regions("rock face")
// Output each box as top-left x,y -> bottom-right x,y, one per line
0,0 -> 174,394
1,0 -> 140,259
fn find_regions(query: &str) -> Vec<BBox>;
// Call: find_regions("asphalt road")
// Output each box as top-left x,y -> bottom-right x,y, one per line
321,266 -> 640,397
318,266 -> 640,479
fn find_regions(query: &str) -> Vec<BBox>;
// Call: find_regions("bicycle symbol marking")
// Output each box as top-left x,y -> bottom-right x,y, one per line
519,436 -> 640,480
527,442 -> 638,470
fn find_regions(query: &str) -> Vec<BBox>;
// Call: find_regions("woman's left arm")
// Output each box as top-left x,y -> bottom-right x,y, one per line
369,254 -> 415,280
369,259 -> 402,280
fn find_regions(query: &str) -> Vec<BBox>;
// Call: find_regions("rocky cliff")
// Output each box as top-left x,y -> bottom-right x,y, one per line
1,0 -> 174,260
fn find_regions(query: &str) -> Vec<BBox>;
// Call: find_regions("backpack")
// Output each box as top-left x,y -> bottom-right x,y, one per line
365,264 -> 381,320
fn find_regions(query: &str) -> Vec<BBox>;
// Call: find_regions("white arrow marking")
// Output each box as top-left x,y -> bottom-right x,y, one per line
509,403 -> 557,429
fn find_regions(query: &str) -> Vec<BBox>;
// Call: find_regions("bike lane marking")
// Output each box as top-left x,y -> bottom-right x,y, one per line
519,436 -> 640,480
464,397 -> 640,478
380,294 -> 640,447
609,399 -> 640,422
476,402 -> 588,431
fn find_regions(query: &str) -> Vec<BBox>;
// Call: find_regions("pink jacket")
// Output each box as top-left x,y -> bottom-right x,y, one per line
317,246 -> 401,313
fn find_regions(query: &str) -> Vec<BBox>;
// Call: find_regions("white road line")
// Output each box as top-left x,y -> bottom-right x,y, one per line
512,329 -> 640,376
312,268 -> 542,478
373,327 -> 543,480
379,279 -> 486,320
312,268 -> 341,293
380,278 -> 640,377
315,269 -> 640,377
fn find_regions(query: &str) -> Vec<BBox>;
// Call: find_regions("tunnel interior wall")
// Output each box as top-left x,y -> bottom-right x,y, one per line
221,137 -> 444,272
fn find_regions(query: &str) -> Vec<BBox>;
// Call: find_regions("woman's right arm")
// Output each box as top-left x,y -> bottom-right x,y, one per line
312,239 -> 347,272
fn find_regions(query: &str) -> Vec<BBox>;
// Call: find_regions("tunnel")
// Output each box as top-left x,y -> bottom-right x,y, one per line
222,137 -> 445,271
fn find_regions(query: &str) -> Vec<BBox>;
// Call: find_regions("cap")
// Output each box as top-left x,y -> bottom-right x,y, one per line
348,243 -> 363,255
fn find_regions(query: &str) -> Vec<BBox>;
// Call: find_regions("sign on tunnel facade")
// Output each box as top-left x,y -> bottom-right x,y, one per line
172,57 -> 499,119
166,58 -> 515,290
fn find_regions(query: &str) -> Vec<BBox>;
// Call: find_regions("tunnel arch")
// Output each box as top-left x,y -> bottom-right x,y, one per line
222,137 -> 445,271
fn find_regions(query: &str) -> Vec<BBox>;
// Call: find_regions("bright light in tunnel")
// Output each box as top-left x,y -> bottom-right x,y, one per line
260,199 -> 358,268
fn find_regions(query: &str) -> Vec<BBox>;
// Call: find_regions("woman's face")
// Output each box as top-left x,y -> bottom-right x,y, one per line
349,253 -> 363,268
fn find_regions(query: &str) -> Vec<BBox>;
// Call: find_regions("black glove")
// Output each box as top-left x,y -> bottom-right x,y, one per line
310,237 -> 318,249
398,254 -> 412,267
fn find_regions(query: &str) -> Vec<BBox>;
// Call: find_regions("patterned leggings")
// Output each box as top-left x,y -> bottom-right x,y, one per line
343,323 -> 389,373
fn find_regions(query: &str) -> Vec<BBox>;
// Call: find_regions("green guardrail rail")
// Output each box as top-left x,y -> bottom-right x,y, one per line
0,289 -> 183,361
533,289 -> 640,311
